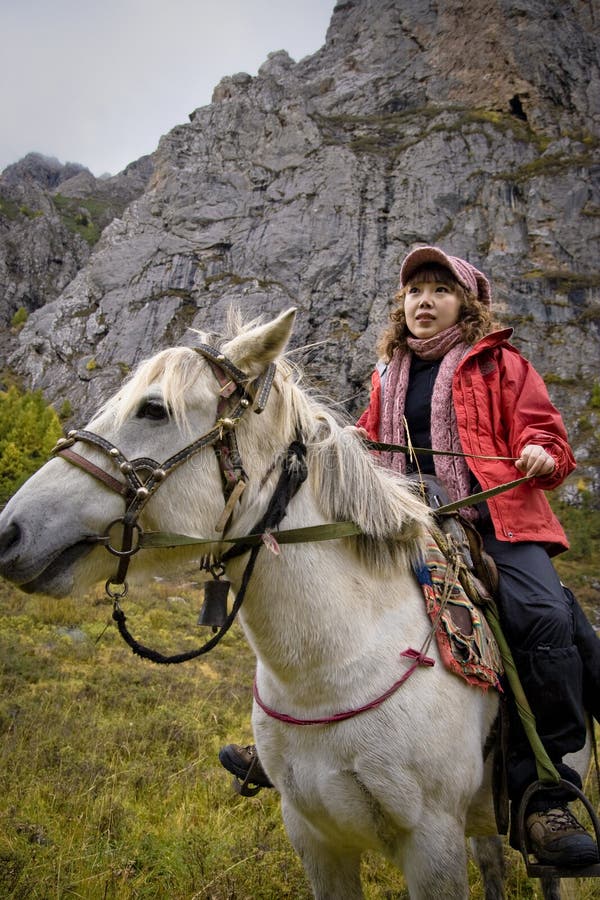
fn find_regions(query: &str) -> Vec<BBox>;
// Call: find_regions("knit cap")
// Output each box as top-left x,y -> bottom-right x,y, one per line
399,246 -> 492,305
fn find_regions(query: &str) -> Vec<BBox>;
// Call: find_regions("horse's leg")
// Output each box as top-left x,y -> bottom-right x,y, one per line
469,835 -> 506,900
282,804 -> 364,900
540,874 -> 562,900
472,839 -> 564,900
399,813 -> 469,899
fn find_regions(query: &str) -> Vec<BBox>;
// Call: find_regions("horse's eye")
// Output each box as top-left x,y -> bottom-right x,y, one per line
137,399 -> 168,420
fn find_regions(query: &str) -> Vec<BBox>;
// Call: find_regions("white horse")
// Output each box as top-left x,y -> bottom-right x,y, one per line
0,309 -> 589,899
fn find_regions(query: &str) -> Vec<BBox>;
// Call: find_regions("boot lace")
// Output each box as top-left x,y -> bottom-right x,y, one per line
539,806 -> 585,834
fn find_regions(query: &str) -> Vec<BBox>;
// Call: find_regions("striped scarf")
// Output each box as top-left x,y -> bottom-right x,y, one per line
381,325 -> 476,518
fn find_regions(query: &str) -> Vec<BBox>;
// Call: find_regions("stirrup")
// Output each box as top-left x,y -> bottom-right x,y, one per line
516,778 -> 600,878
231,755 -> 266,797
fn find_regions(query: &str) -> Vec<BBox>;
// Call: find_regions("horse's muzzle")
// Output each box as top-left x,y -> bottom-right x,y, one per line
0,512 -> 98,594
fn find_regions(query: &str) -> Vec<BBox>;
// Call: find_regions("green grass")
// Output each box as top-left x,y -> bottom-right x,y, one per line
0,540 -> 598,898
0,196 -> 21,220
0,582 -> 310,899
51,194 -> 115,245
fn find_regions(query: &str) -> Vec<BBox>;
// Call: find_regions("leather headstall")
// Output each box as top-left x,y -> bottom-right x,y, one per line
51,344 -> 277,598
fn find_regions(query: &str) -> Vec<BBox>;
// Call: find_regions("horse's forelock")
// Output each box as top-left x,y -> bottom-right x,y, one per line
91,347 -> 207,431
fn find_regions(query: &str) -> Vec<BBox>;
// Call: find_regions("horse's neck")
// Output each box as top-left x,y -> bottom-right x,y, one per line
226,488 -> 429,688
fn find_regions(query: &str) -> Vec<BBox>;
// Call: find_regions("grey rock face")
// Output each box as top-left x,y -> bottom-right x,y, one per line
0,154 -> 154,323
4,0 -> 600,496
1,153 -> 89,190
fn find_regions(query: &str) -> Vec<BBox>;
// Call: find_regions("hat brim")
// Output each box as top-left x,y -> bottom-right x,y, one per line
400,247 -> 465,289
399,245 -> 492,305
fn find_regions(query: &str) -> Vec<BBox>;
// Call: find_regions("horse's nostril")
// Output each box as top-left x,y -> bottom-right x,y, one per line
0,521 -> 21,556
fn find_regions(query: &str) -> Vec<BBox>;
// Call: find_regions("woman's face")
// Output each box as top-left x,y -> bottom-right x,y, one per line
404,278 -> 462,338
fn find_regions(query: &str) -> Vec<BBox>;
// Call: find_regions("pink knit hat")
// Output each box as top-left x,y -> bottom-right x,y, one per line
399,246 -> 492,305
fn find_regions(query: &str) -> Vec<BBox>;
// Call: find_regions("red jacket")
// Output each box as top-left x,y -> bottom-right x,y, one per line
356,329 -> 576,555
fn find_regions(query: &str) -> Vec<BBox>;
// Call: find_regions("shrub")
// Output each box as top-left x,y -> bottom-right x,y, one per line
0,387 -> 62,503
52,193 -> 104,245
10,307 -> 28,330
58,399 -> 73,420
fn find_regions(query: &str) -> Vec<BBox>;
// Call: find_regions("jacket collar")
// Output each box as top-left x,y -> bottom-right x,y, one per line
461,327 -> 514,363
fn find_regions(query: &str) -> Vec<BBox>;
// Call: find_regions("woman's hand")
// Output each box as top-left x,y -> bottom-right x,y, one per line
515,444 -> 556,477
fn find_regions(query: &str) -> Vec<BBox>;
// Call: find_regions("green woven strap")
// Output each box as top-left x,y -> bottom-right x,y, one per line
483,603 -> 560,784
435,475 -> 533,514
142,474 -> 532,551
141,521 -> 363,550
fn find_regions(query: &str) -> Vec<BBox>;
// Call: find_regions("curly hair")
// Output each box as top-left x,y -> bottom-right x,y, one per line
377,263 -> 496,360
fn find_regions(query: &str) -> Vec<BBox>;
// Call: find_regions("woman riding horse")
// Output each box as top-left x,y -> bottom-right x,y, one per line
221,245 -> 600,868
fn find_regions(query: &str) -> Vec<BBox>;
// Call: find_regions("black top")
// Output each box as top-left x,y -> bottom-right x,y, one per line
404,355 -> 441,475
402,354 -> 484,517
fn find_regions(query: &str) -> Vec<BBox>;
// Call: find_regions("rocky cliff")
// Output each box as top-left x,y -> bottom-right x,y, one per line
2,0 -> 599,496
0,152 -> 153,321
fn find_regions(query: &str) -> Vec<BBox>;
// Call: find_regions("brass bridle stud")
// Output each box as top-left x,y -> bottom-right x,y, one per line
120,462 -> 133,474
136,486 -> 150,499
109,448 -> 120,457
153,468 -> 167,481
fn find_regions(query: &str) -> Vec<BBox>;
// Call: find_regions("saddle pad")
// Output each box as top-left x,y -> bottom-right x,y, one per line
415,537 -> 503,691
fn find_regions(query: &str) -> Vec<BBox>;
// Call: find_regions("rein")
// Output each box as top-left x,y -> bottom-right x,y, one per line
366,439 -> 519,462
130,473 -> 532,554
112,438 -> 308,664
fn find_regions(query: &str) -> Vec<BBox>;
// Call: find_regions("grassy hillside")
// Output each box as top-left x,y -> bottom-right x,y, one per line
0,580 -> 309,899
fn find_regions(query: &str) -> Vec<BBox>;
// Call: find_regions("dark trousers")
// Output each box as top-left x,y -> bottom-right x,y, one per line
481,533 -> 600,806
570,587 -> 600,723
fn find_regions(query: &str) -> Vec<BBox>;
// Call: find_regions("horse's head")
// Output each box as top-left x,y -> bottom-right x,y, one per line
0,308 -> 298,597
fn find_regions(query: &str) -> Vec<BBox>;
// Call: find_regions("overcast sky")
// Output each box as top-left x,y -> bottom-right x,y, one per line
1,0 -> 336,177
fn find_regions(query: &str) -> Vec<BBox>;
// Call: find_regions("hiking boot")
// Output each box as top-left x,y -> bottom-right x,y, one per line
218,743 -> 273,788
526,805 -> 599,867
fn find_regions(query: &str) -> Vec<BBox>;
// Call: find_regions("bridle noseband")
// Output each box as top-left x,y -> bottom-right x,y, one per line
52,344 -> 278,601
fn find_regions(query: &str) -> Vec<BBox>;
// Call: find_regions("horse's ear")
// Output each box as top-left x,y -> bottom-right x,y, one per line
222,307 -> 297,375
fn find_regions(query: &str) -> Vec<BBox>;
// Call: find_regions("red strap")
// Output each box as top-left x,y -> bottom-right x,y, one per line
253,648 -> 435,725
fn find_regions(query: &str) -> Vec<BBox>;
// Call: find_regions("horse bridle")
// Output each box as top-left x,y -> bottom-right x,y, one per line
52,344 -> 278,601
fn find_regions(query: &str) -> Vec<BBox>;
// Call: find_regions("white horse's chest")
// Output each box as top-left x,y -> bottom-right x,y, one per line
271,740 -> 420,852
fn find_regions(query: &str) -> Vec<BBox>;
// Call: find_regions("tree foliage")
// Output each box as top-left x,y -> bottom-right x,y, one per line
0,387 -> 62,503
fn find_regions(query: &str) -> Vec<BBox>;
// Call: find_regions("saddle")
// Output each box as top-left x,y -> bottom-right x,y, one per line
409,475 -> 503,690
410,474 -> 499,598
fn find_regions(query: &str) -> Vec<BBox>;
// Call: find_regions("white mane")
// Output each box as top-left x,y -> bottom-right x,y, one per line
270,363 -> 432,574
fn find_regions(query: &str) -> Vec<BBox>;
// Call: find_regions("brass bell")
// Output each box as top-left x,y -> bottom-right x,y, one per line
198,578 -> 230,630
